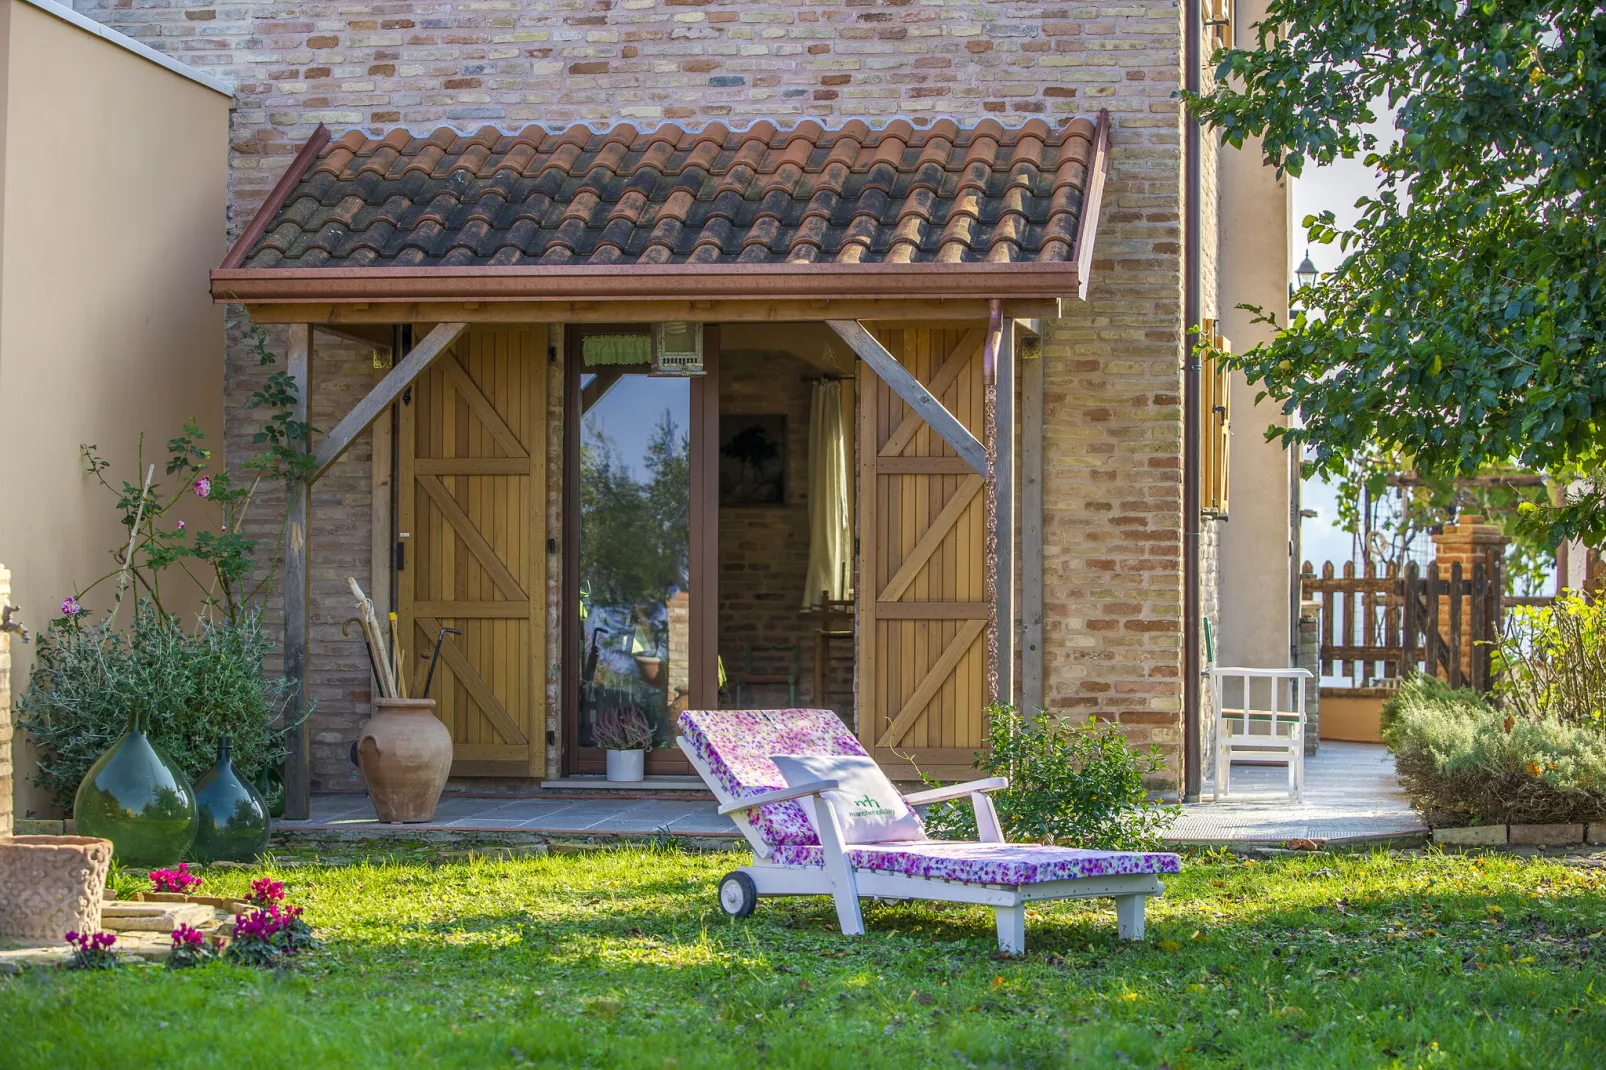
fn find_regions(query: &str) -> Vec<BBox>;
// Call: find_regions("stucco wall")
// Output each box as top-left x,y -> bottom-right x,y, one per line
0,0 -> 229,817
80,0 -> 1206,788
1213,0 -> 1295,670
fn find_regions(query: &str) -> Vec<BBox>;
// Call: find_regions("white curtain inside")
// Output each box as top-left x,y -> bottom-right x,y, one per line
803,378 -> 851,609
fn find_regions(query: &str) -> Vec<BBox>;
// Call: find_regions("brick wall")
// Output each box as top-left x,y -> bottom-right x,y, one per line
80,1 -> 1197,789
717,348 -> 853,722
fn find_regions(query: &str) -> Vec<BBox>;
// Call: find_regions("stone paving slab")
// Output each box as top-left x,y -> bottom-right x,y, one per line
280,741 -> 1423,846
1171,741 -> 1426,845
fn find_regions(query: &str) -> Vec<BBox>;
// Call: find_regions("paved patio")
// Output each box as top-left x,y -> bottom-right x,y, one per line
279,741 -> 1424,847
1174,740 -> 1425,844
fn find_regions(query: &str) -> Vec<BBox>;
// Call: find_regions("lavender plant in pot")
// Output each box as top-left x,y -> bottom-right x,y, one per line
595,706 -> 654,782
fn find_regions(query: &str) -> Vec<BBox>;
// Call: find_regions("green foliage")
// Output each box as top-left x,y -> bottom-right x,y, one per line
5,848 -> 1605,1067
1187,1 -> 1606,543
243,319 -> 318,486
579,412 -> 689,609
15,602 -> 296,810
921,704 -> 1179,851
1327,450 -> 1554,594
72,318 -> 315,626
1495,593 -> 1606,728
1381,674 -> 1606,826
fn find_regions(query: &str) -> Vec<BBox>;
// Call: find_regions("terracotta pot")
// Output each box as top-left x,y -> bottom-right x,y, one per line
357,698 -> 453,823
633,655 -> 666,689
0,835 -> 114,940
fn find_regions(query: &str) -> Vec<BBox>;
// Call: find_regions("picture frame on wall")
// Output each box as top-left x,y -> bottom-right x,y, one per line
718,414 -> 786,506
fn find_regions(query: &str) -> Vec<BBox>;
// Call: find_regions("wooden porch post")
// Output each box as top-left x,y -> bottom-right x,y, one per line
1020,331 -> 1044,716
283,324 -> 312,821
991,318 -> 1016,706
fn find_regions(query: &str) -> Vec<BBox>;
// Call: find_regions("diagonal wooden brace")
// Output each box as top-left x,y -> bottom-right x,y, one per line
310,322 -> 469,482
826,319 -> 987,476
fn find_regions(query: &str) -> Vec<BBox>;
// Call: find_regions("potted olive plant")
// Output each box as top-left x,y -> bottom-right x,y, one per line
595,705 -> 654,782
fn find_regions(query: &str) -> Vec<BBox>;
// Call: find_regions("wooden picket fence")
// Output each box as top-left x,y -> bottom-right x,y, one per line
1300,559 -> 1544,693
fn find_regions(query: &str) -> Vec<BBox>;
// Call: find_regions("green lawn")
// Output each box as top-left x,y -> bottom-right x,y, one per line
2,845 -> 1604,1068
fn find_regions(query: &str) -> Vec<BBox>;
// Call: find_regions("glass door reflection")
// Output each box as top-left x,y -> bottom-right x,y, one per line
577,366 -> 691,771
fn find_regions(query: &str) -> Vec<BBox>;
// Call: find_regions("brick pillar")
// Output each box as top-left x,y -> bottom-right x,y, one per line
1430,516 -> 1510,685
1297,599 -> 1321,756
666,591 -> 690,718
0,565 -> 13,838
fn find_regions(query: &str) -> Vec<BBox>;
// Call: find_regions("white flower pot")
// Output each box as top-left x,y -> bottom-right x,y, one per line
606,749 -> 645,783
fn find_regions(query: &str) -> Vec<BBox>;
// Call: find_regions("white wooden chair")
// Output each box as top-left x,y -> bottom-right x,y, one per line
677,708 -> 1181,954
1209,667 -> 1313,802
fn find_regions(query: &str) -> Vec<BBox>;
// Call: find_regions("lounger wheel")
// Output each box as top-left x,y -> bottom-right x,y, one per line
718,872 -> 758,918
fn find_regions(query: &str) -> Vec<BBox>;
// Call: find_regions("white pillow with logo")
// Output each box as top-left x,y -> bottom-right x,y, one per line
770,754 -> 926,845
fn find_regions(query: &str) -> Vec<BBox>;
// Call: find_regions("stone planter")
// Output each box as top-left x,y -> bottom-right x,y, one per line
357,698 -> 453,823
606,749 -> 645,783
0,835 -> 114,940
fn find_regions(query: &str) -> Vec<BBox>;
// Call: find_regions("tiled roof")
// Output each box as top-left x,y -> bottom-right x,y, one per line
239,118 -> 1104,271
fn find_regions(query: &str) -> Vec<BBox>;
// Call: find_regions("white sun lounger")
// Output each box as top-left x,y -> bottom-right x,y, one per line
677,708 -> 1181,954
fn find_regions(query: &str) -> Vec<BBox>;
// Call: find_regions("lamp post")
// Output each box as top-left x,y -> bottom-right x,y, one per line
1294,250 -> 1319,292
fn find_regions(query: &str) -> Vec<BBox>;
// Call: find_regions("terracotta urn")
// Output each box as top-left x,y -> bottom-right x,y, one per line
0,835 -> 114,940
356,698 -> 453,823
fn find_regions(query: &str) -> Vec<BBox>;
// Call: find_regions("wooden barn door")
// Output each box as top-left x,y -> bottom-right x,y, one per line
858,324 -> 989,781
398,325 -> 547,778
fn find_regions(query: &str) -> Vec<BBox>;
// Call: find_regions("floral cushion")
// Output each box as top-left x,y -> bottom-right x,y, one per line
769,841 -> 1182,886
679,708 -> 881,847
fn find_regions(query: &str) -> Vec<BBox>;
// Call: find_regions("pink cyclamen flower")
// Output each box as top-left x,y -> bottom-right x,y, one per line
249,877 -> 286,905
149,863 -> 202,894
60,597 -> 81,618
194,477 -> 211,499
176,520 -> 186,531
171,924 -> 206,949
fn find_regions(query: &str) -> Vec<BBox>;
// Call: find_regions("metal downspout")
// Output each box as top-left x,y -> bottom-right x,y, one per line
1183,0 -> 1204,802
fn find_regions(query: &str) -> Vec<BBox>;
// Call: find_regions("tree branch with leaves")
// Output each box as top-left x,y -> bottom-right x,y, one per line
1187,0 -> 1606,545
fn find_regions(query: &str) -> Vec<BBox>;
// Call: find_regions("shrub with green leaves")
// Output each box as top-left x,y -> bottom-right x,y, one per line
920,704 -> 1179,851
1382,674 -> 1606,827
15,601 -> 295,810
1494,593 -> 1606,731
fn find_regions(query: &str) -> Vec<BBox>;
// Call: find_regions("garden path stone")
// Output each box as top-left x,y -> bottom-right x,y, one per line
100,901 -> 218,933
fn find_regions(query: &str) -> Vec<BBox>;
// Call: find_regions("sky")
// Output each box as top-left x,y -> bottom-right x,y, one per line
1286,117 -> 1396,572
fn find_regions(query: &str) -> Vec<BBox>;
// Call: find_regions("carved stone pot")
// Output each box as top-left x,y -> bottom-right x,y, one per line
0,835 -> 114,940
356,698 -> 453,823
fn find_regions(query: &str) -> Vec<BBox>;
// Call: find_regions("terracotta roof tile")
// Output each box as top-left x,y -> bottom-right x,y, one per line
239,118 -> 1102,271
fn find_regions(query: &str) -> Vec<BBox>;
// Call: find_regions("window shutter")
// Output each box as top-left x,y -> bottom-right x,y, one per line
1200,322 -> 1231,516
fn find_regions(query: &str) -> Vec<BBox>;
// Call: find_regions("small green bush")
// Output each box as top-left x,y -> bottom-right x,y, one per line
920,704 -> 1180,851
1494,593 -> 1606,730
1381,674 -> 1606,827
16,602 -> 295,810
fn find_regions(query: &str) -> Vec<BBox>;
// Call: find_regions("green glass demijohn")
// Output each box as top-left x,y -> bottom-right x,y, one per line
254,764 -> 286,820
191,736 -> 271,863
73,700 -> 198,867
